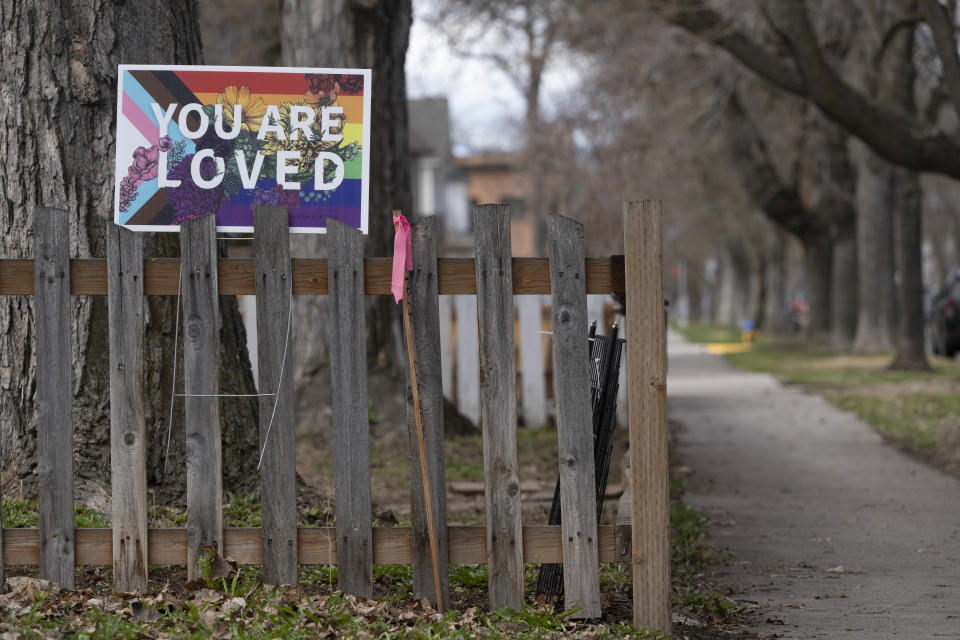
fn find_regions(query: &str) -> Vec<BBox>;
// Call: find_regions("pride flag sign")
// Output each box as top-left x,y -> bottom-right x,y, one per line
114,65 -> 371,233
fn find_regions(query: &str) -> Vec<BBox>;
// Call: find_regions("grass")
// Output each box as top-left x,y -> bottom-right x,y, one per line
672,322 -> 744,344
0,581 -> 670,640
2,497 -> 108,528
724,337 -> 960,469
669,503 -> 748,625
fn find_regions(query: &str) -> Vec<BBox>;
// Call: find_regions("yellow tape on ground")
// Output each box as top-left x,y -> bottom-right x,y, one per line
704,342 -> 753,354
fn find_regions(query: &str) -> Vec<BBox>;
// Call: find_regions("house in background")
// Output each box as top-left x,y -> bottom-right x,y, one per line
408,97 -> 470,240
408,98 -> 540,256
454,153 -> 537,256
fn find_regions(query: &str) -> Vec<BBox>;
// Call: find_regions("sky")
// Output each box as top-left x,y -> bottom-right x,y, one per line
404,0 -> 581,155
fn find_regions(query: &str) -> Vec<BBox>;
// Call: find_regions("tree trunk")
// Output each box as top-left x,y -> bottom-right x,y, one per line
829,224 -> 858,350
888,169 -> 930,370
802,235 -> 833,338
763,230 -> 789,333
282,0 -> 414,440
0,0 -> 260,511
852,155 -> 896,352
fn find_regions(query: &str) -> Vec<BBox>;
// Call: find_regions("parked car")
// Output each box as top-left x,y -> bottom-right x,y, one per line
930,270 -> 960,357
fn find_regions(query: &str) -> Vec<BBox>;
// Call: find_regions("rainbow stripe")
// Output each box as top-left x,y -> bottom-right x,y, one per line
114,65 -> 371,234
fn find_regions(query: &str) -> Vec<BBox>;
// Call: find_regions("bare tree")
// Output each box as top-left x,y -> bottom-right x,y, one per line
0,0 -> 261,510
281,0 -> 415,439
659,0 -> 931,367
723,89 -> 858,343
426,0 -> 569,254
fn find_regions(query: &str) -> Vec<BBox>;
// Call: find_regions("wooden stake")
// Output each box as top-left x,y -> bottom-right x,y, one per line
399,213 -> 445,611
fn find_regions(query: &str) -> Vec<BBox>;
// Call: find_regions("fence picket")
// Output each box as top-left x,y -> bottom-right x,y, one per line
254,206 -> 298,585
327,219 -> 373,597
438,295 -> 453,401
517,294 -> 547,428
547,214 -> 601,618
107,225 -> 148,592
405,217 -> 449,609
180,214 -> 224,581
473,204 -> 524,610
454,294 -> 480,423
34,206 -> 75,588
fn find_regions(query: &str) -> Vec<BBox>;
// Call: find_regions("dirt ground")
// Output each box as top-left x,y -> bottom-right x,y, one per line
294,418 -> 631,526
669,331 -> 960,639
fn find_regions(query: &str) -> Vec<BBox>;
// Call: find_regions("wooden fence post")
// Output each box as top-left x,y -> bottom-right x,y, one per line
406,216 -> 449,609
254,206 -> 298,585
107,225 -> 148,592
34,206 -> 75,589
454,295 -> 481,424
517,294 -> 547,428
473,204 -> 524,610
624,201 -> 671,632
438,295 -> 453,401
327,219 -> 373,597
180,214 -> 223,581
547,214 -> 601,618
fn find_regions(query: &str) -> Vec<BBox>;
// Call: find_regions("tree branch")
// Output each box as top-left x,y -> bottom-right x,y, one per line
758,0 -> 960,177
920,0 -> 960,118
660,0 -> 960,177
723,91 -> 828,242
659,0 -> 806,94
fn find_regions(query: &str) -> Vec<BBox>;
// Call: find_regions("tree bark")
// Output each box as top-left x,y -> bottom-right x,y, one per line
0,0 -> 260,511
763,230 -> 789,333
802,235 -> 833,337
829,225 -> 858,349
282,0 -> 414,439
852,154 -> 896,352
888,169 -> 930,369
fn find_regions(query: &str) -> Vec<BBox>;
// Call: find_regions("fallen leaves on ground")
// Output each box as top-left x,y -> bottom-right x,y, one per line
0,576 -> 637,640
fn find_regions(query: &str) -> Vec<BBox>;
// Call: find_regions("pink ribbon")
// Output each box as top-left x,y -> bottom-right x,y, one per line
392,214 -> 412,303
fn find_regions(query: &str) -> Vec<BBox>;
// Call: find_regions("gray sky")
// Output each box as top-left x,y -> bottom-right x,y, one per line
405,0 -> 581,154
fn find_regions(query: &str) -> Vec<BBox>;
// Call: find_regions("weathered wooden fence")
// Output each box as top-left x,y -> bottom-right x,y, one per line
436,292 -> 616,429
0,202 -> 669,631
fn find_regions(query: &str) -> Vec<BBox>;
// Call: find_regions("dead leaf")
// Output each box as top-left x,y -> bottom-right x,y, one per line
212,621 -> 234,640
193,588 -> 224,604
200,607 -> 219,627
220,596 -> 246,615
153,591 -> 186,611
105,596 -> 127,613
130,601 -> 160,622
201,545 -> 240,580
280,584 -> 305,607
2,631 -> 22,640
0,577 -> 54,608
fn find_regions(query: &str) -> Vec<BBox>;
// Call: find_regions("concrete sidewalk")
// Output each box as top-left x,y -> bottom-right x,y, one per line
668,330 -> 960,639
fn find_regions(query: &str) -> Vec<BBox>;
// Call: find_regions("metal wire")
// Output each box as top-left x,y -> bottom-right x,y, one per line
162,266 -> 183,476
256,279 -> 293,471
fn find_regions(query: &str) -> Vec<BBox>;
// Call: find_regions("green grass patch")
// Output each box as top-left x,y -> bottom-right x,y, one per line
222,492 -> 262,527
2,498 -> 108,528
831,394 -> 960,457
725,340 -> 960,467
673,322 -> 744,344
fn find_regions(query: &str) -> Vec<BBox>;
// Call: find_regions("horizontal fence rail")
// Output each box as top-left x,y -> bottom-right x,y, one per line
0,525 -> 628,566
0,257 -> 626,296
